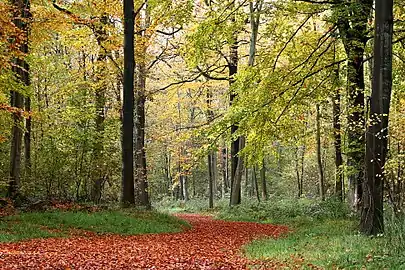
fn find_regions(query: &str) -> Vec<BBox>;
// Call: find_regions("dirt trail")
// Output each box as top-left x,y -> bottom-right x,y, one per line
0,214 -> 288,269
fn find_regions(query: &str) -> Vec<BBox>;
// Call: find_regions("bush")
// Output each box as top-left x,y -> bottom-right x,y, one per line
216,198 -> 351,224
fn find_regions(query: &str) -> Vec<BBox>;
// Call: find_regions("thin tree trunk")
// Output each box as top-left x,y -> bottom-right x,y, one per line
207,87 -> 215,207
164,150 -> 172,197
229,43 -> 240,205
221,146 -> 229,196
24,97 -> 31,172
361,0 -> 393,235
208,154 -> 214,208
295,146 -> 301,198
333,61 -> 344,201
230,137 -> 244,206
295,145 -> 305,198
253,166 -> 260,201
316,104 -> 325,200
183,174 -> 189,202
260,159 -> 267,200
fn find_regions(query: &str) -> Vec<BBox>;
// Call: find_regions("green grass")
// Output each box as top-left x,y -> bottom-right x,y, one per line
215,198 -> 405,269
0,210 -> 189,242
244,217 -> 401,269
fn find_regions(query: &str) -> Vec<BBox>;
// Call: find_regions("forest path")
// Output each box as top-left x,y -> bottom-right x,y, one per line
0,214 -> 288,269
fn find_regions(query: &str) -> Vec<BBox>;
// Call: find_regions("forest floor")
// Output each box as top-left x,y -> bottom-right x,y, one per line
0,214 -> 295,269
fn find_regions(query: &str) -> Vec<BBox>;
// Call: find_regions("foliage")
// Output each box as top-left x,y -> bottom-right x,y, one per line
217,198 -> 351,224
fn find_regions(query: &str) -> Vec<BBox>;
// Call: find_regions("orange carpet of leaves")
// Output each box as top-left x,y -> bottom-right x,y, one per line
0,214 -> 292,269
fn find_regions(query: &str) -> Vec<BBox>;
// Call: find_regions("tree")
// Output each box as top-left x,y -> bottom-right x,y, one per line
134,3 -> 151,209
316,103 -> 325,200
229,1 -> 241,206
360,0 -> 393,235
8,0 -> 31,200
333,60 -> 343,201
335,0 -> 373,209
121,0 -> 137,206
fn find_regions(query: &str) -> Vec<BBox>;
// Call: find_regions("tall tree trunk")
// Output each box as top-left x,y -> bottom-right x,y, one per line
333,62 -> 344,201
221,146 -> 228,196
121,0 -> 136,206
207,88 -> 215,208
92,15 -> 108,203
24,97 -> 31,172
253,166 -> 260,201
183,174 -> 189,202
295,146 -> 301,198
229,36 -> 240,205
208,154 -> 214,208
260,160 -> 267,200
336,0 -> 373,210
230,137 -> 244,206
134,4 -> 151,209
164,149 -> 172,197
8,0 -> 31,200
295,145 -> 305,198
361,0 -> 393,235
316,104 -> 325,200
178,161 -> 184,200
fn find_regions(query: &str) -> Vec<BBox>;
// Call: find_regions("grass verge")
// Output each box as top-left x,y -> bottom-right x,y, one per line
244,217 -> 402,269
0,210 -> 189,242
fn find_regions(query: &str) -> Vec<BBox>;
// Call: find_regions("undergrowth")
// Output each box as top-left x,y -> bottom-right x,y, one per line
157,196 -> 405,269
0,209 -> 189,242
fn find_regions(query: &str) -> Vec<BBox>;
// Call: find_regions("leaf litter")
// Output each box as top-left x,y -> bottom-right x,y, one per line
0,214 -> 294,269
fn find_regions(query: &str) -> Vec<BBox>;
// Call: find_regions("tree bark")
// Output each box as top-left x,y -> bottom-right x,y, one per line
253,166 -> 260,201
207,87 -> 215,208
208,154 -> 214,208
221,146 -> 229,196
8,0 -> 31,200
134,4 -> 151,209
24,97 -> 31,172
92,15 -> 108,204
361,0 -> 393,235
121,0 -> 136,206
230,137 -> 244,206
333,62 -> 344,201
316,104 -> 325,200
335,0 -> 373,210
260,160 -> 267,200
229,37 -> 240,205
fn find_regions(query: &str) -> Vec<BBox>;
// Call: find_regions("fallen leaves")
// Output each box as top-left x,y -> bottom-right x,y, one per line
0,214 -> 289,269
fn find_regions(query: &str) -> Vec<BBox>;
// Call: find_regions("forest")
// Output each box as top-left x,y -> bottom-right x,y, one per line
0,0 -> 404,268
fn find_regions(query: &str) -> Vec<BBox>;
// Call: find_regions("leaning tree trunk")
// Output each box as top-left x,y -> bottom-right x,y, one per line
121,0 -> 136,206
8,0 -> 31,200
361,0 -> 393,235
